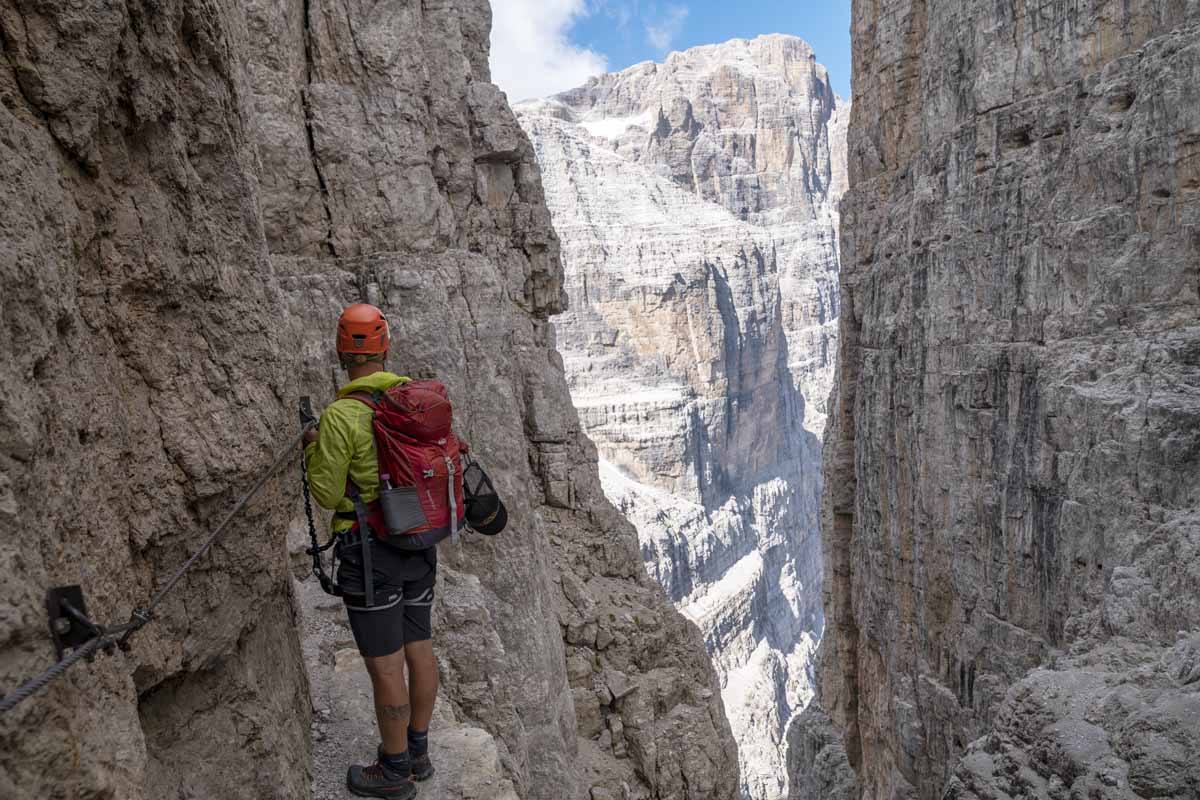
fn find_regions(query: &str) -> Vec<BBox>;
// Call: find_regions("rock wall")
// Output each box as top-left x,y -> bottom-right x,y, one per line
0,1 -> 310,796
516,36 -> 846,800
0,2 -> 738,799
799,2 -> 1200,799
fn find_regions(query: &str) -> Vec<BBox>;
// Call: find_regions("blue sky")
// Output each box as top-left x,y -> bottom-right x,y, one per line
490,0 -> 851,103
574,1 -> 851,96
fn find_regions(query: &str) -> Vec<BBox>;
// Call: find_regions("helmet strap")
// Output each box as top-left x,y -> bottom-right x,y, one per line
339,352 -> 387,370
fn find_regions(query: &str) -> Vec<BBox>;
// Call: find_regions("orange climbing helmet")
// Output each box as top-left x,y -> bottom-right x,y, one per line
337,303 -> 390,357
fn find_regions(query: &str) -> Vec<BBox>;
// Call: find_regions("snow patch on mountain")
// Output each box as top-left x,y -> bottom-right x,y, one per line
579,111 -> 656,140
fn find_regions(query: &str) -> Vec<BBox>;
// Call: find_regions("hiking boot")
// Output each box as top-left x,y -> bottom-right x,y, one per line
410,752 -> 435,782
346,758 -> 416,799
378,744 -> 434,782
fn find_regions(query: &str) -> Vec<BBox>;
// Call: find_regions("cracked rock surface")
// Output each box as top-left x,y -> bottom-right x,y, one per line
0,1 -> 737,798
793,2 -> 1200,800
0,0 -> 310,797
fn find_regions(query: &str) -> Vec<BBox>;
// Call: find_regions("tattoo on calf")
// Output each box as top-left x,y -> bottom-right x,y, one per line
380,703 -> 411,723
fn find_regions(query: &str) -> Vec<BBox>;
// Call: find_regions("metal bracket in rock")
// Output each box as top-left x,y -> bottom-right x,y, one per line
0,424 -> 311,715
45,585 -> 98,660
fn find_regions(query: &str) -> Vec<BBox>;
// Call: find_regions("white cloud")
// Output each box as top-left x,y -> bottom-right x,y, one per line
489,0 -> 609,103
645,4 -> 688,51
590,0 -> 635,30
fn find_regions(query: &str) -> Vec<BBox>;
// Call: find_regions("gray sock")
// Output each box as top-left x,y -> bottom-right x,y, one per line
407,727 -> 429,757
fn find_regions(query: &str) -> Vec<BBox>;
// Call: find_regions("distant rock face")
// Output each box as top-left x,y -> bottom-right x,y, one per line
549,34 -> 847,436
517,35 -> 846,800
0,2 -> 737,799
798,3 -> 1200,800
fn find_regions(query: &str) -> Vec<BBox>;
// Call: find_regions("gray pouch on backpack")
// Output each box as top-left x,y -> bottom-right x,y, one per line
379,486 -> 429,535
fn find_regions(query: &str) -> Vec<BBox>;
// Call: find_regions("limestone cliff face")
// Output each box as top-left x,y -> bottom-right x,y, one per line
552,34 -> 847,436
0,2 -> 737,799
516,36 -> 846,800
797,3 -> 1200,799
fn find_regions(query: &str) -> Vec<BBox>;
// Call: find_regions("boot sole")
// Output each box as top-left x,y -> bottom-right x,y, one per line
346,781 -> 418,799
412,765 -> 435,782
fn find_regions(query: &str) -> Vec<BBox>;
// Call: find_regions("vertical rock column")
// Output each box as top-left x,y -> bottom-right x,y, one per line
801,3 -> 1200,799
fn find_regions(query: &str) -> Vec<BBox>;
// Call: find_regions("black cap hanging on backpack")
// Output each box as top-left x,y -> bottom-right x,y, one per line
463,457 -> 507,536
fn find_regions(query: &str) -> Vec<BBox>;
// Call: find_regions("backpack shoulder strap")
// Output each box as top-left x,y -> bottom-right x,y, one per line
345,390 -> 380,410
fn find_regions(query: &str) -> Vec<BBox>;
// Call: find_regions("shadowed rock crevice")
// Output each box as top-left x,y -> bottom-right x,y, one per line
300,0 -> 337,257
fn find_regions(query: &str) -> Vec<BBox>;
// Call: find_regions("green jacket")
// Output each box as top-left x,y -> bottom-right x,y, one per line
304,371 -> 410,532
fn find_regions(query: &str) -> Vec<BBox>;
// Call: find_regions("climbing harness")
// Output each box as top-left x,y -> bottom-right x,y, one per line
0,419 -> 315,715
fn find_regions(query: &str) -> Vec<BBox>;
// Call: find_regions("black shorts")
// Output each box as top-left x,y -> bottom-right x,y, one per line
336,534 -> 437,658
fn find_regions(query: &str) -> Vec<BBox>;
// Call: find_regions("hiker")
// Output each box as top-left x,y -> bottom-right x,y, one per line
302,303 -> 446,800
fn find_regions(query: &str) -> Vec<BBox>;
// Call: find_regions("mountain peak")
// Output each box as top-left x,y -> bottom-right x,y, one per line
516,23 -> 849,795
539,33 -> 837,118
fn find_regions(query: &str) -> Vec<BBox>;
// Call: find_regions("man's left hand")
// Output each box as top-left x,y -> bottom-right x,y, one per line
303,427 -> 320,446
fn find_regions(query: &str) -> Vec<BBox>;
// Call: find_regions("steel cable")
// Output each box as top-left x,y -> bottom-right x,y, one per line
0,637 -> 105,714
0,425 -> 313,715
140,426 -> 311,616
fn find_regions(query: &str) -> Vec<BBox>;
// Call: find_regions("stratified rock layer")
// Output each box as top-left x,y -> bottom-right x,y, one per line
0,2 -> 738,799
517,35 -> 845,800
801,3 -> 1200,799
549,34 -> 847,436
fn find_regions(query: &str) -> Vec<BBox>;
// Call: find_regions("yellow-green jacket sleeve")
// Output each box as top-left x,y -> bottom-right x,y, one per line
303,402 -> 358,511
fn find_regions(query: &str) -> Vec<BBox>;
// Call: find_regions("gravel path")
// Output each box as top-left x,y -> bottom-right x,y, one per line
294,576 -> 518,799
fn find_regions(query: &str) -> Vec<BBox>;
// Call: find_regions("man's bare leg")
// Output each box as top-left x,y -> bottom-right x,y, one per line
364,649 -> 410,754
404,640 -> 438,731
403,639 -> 438,780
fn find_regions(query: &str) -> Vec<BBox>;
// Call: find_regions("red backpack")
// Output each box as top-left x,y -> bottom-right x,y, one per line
349,380 -> 467,548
